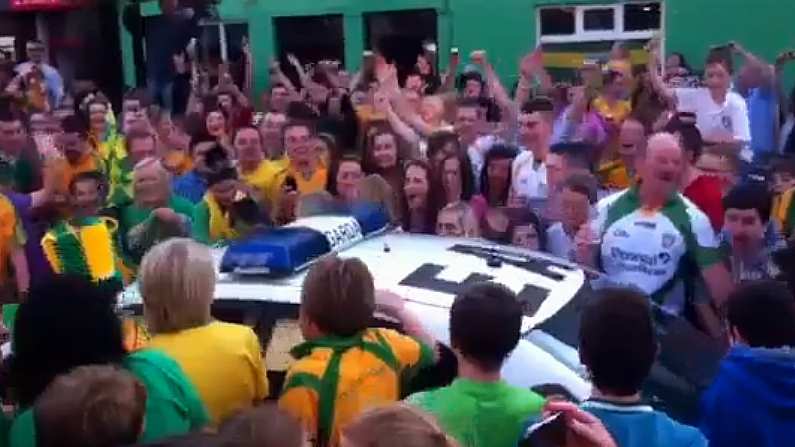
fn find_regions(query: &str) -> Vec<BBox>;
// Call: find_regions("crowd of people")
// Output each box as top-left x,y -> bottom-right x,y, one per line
0,10 -> 795,447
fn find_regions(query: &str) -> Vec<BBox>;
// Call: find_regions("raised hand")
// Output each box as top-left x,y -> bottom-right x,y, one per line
470,50 -> 488,66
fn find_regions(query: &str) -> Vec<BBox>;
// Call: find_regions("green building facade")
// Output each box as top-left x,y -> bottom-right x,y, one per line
120,0 -> 795,101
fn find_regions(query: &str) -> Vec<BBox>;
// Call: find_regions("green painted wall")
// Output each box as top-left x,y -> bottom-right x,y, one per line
120,0 -> 795,104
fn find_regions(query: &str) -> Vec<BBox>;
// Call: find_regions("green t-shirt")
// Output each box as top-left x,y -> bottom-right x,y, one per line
119,196 -> 195,263
406,379 -> 545,447
8,349 -> 209,447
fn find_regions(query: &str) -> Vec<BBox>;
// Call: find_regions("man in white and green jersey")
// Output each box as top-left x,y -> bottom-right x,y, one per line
578,133 -> 733,338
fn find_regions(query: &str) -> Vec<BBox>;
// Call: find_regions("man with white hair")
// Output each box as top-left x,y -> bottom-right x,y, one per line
577,133 -> 732,339
119,158 -> 193,264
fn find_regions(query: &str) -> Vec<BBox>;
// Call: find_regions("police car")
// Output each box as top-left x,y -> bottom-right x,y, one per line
120,203 -> 723,417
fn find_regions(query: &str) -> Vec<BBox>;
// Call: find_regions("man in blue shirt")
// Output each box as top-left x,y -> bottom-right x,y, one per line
578,287 -> 707,447
171,134 -> 215,204
733,43 -> 777,157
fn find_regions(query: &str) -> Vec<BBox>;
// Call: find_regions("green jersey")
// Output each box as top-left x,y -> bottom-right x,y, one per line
593,186 -> 722,315
406,379 -> 545,447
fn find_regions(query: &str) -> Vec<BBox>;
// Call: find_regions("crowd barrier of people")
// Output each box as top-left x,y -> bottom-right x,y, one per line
0,20 -> 794,447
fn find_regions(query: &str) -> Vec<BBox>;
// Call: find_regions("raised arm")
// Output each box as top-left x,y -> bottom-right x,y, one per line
377,60 -> 436,138
775,51 -> 795,118
732,42 -> 775,97
438,48 -> 461,93
242,37 -> 253,99
287,53 -> 311,90
646,38 -> 677,107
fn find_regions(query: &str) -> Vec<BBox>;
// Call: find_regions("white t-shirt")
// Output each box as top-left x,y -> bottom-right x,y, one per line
546,222 -> 575,261
511,150 -> 548,200
591,188 -> 721,316
675,88 -> 751,144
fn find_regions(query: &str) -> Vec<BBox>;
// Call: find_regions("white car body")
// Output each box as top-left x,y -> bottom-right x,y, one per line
121,231 -> 592,399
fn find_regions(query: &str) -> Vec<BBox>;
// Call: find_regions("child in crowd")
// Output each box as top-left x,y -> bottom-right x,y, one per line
546,173 -> 597,262
279,255 -> 435,446
720,183 -> 785,283
342,403 -> 458,447
700,281 -> 795,447
578,287 -> 707,447
34,365 -> 147,447
407,282 -> 545,447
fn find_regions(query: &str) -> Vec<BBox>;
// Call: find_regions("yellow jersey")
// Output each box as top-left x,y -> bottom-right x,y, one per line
148,321 -> 269,425
279,328 -> 434,446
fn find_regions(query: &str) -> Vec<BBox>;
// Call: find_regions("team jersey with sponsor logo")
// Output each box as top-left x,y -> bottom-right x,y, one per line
592,186 -> 722,315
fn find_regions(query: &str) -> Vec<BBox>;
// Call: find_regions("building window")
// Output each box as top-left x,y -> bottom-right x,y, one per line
273,14 -> 345,84
539,8 -> 575,36
583,8 -> 614,31
623,2 -> 662,32
364,9 -> 438,80
538,2 -> 662,43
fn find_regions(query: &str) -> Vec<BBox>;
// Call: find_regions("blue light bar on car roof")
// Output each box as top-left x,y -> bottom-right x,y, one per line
220,203 -> 389,276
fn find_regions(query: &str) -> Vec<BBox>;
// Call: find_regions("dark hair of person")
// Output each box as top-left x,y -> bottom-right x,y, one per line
219,404 -> 305,447
188,131 -> 217,155
450,282 -> 523,372
232,125 -> 262,144
0,105 -> 24,124
439,151 -> 475,202
123,88 -> 151,106
727,280 -> 795,348
205,145 -> 238,186
520,97 -> 555,115
706,47 -> 733,74
60,114 -> 89,138
772,154 -> 795,178
400,159 -> 440,234
363,125 -> 403,175
480,144 -> 519,207
68,170 -> 108,201
664,114 -> 703,161
426,130 -> 461,164
9,276 -> 125,407
457,71 -> 484,92
562,172 -> 598,205
301,255 -> 375,337
669,52 -> 692,73
281,119 -> 316,146
579,287 -> 656,396
507,207 -> 547,252
327,154 -> 363,196
550,142 -> 594,172
722,183 -> 772,224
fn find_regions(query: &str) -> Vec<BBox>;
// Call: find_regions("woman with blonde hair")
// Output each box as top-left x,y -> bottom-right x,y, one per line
341,403 -> 459,447
140,238 -> 269,425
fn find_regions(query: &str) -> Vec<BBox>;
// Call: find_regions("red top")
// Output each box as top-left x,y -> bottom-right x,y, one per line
683,175 -> 724,232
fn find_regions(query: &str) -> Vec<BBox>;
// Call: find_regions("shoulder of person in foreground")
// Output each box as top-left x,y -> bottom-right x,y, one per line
122,348 -> 210,429
367,327 -> 435,371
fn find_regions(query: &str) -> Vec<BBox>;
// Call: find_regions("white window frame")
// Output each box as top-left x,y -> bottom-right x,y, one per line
537,2 -> 663,44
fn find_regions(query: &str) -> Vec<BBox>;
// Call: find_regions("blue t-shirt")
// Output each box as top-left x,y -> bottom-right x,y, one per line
581,399 -> 707,447
746,86 -> 777,156
172,170 -> 207,205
